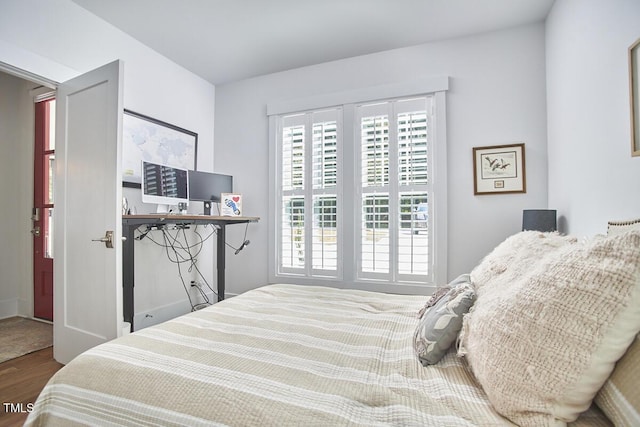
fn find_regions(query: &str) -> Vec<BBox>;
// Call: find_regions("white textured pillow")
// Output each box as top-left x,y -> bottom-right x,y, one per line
593,219 -> 640,427
470,231 -> 577,296
460,231 -> 640,427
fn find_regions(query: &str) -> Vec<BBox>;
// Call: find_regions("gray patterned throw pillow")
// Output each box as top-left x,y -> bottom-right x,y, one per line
414,278 -> 476,366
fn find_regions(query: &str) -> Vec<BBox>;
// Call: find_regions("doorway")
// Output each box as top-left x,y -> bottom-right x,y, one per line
2,60 -> 125,363
0,69 -> 55,323
33,97 -> 55,321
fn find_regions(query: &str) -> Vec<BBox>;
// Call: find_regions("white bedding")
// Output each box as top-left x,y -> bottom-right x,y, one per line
26,284 -> 610,426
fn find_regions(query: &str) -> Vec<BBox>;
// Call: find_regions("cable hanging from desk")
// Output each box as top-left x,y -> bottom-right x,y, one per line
135,224 -> 217,311
121,214 -> 260,331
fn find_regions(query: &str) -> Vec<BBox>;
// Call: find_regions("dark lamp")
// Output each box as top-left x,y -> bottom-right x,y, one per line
522,209 -> 557,232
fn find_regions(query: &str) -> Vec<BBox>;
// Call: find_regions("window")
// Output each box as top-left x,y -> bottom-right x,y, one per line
357,98 -> 431,282
279,109 -> 341,277
270,78 -> 447,291
34,98 -> 56,259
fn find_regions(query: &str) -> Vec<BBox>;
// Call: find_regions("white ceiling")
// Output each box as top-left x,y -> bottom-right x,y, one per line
71,0 -> 555,86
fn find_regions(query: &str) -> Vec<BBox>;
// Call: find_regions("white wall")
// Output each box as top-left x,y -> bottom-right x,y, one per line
0,72 -> 35,318
0,0 -> 216,325
215,23 -> 548,295
546,0 -> 640,236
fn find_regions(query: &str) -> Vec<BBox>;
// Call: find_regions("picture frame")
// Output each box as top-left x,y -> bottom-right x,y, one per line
629,37 -> 640,156
122,110 -> 198,187
221,193 -> 243,217
473,143 -> 526,195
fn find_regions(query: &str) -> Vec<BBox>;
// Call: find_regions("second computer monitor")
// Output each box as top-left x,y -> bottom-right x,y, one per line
188,170 -> 233,215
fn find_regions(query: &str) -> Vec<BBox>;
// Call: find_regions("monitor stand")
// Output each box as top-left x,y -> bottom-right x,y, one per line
203,201 -> 212,216
156,204 -> 170,214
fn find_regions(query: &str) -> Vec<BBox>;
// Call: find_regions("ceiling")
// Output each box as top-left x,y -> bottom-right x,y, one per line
71,0 -> 555,86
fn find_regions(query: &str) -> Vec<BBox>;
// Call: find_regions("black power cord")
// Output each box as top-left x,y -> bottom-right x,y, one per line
225,223 -> 251,255
235,239 -> 250,255
136,225 -> 217,311
133,222 -> 252,311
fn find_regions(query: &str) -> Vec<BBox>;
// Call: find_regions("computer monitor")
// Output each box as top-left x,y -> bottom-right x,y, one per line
188,170 -> 233,215
141,161 -> 189,213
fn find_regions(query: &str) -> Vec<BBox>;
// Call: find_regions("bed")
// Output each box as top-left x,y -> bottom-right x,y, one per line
26,221 -> 640,427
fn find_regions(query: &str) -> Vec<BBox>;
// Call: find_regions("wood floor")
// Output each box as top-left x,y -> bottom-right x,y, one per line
0,347 -> 62,427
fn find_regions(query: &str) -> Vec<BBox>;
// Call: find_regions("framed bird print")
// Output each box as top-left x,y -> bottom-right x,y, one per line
473,143 -> 526,195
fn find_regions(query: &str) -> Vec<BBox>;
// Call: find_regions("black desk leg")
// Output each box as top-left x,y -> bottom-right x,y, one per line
122,224 -> 135,331
217,224 -> 225,301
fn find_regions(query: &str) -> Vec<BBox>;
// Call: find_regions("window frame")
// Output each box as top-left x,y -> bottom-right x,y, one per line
268,77 -> 448,293
355,97 -> 434,284
277,109 -> 343,279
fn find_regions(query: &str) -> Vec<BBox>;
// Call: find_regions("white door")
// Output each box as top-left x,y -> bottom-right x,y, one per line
53,60 -> 124,364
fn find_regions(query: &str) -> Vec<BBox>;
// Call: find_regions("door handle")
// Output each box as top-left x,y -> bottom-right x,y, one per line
31,226 -> 41,237
92,230 -> 114,248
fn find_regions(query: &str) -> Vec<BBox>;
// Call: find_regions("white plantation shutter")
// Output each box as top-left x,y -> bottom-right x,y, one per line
359,104 -> 391,274
279,110 -> 341,277
361,114 -> 389,187
281,116 -> 306,270
361,193 -> 390,273
312,118 -> 338,270
281,195 -> 305,269
357,97 -> 432,282
397,106 -> 430,277
398,110 -> 428,186
398,193 -> 428,275
270,78 -> 448,291
312,195 -> 337,269
313,121 -> 337,189
282,124 -> 304,191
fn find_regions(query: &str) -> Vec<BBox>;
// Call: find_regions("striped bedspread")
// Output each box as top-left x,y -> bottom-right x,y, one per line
26,284 -> 610,426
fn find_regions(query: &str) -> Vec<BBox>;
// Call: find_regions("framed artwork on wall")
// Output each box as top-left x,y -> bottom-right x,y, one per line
473,143 -> 526,195
122,110 -> 198,187
630,37 -> 640,156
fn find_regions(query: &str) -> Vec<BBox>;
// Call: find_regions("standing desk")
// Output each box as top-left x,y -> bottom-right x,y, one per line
122,214 -> 259,330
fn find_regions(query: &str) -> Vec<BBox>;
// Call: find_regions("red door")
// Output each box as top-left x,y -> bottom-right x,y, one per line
33,98 -> 55,321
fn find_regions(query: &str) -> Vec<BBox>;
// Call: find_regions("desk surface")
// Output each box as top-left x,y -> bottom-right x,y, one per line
123,214 -> 259,224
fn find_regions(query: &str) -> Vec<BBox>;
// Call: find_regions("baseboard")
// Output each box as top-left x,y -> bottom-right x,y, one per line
2,292 -> 237,326
0,298 -> 18,320
17,298 -> 31,317
132,291 -> 217,331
